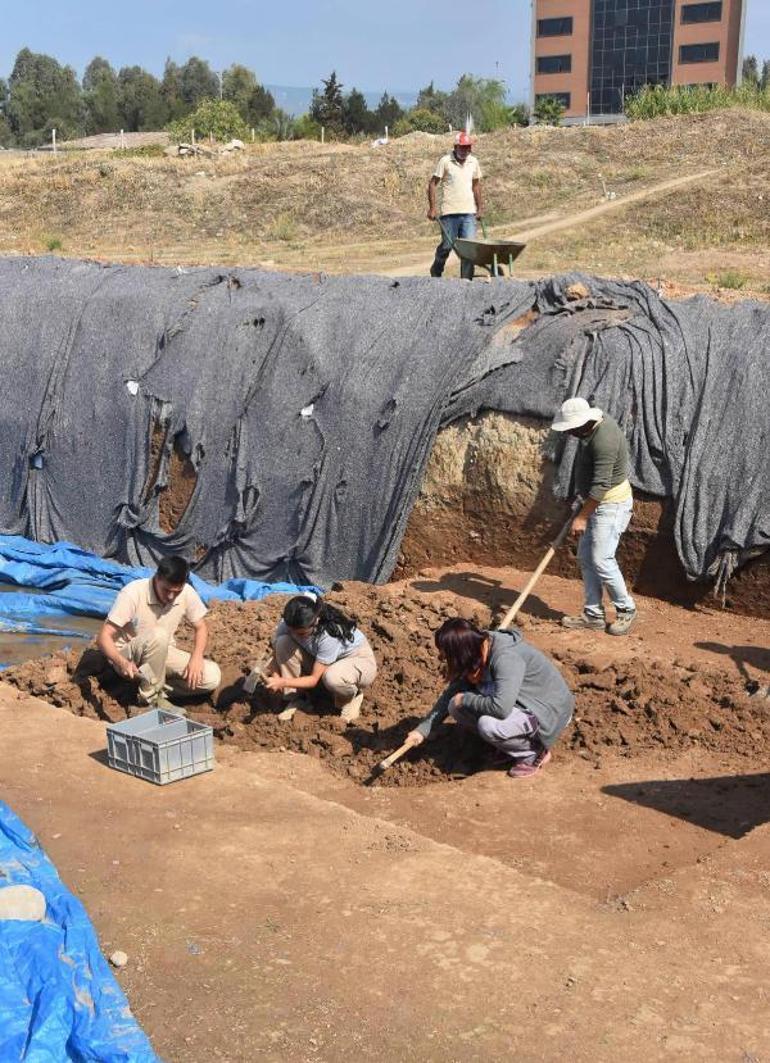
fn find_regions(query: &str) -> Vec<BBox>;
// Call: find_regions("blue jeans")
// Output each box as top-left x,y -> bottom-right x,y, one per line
431,213 -> 477,279
577,498 -> 636,618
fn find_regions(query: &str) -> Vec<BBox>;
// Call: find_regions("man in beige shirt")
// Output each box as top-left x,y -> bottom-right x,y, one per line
97,555 -> 221,707
427,130 -> 483,280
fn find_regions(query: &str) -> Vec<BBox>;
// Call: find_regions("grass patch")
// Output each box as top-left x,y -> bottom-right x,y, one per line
44,236 -> 63,252
528,170 -> 553,189
113,144 -> 166,159
269,212 -> 298,242
708,270 -> 748,290
626,84 -> 770,120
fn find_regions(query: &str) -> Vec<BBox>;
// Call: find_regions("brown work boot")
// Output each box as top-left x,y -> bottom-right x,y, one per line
561,611 -> 606,631
607,609 -> 637,637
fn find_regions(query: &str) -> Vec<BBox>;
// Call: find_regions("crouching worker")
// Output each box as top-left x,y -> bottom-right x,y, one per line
264,594 -> 377,723
96,555 -> 221,709
407,618 -> 573,779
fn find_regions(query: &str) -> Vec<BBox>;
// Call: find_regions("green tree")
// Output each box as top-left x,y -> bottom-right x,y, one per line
6,47 -> 83,146
761,60 -> 770,92
83,56 -> 121,134
416,81 -> 449,116
343,88 -> 375,134
0,78 -> 12,146
393,107 -> 448,136
742,55 -> 759,87
118,66 -> 167,131
508,102 -> 530,127
220,64 -> 275,127
533,95 -> 565,126
310,71 -> 346,135
255,107 -> 296,142
374,92 -> 403,133
161,59 -> 187,121
222,64 -> 255,117
167,98 -> 248,142
293,113 -> 321,140
444,75 -> 510,132
179,56 -> 219,109
247,83 -> 275,126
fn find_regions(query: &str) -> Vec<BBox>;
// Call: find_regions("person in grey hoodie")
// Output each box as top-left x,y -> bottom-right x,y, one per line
407,618 -> 574,779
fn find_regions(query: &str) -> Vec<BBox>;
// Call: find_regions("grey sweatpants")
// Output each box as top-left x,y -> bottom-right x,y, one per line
450,702 -> 541,764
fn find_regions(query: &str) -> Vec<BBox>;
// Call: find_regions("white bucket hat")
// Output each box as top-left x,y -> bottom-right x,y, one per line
551,396 -> 602,432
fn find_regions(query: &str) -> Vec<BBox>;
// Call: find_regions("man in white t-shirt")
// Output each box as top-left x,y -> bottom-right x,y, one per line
96,555 -> 221,707
427,131 -> 483,280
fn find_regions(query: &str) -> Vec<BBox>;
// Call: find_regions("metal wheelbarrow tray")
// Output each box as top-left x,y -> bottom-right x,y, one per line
453,238 -> 527,277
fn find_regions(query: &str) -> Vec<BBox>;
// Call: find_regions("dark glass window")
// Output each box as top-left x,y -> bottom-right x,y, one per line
538,16 -> 573,37
590,0 -> 676,115
680,42 -> 720,62
681,2 -> 722,23
535,92 -> 572,109
537,54 -> 572,74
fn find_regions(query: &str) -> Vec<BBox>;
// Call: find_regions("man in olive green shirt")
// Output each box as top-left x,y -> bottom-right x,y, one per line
551,397 -> 637,636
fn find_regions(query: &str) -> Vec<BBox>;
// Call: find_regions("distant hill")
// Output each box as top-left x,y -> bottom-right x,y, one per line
266,85 -> 419,117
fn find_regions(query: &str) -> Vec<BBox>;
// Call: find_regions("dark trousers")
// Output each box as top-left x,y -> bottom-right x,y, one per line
430,213 -> 477,280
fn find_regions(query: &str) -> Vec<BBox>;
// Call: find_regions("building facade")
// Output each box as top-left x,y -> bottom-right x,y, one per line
531,0 -> 747,121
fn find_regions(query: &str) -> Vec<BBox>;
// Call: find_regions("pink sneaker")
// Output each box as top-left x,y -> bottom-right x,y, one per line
507,749 -> 551,779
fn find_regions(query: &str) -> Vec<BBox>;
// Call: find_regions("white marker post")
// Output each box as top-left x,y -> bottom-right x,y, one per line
52,128 -> 57,154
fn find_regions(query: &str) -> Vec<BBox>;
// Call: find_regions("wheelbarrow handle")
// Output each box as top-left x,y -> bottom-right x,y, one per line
435,216 -> 454,249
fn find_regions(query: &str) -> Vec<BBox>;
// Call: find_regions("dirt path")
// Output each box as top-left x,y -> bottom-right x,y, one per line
382,168 -> 720,278
2,689 -> 770,1061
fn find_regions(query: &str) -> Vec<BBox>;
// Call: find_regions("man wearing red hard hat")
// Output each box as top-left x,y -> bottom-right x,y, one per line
427,130 -> 483,280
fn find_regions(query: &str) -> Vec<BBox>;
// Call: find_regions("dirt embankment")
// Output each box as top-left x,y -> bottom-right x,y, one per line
4,581 -> 766,787
397,412 -> 770,618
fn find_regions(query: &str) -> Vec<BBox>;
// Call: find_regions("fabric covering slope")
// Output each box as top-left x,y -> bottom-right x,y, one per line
0,257 -> 767,586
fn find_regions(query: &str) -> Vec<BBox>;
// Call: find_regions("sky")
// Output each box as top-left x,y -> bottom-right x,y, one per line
1,0 -> 769,100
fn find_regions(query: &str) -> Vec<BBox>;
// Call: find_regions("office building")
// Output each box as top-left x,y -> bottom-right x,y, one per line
532,1 -> 747,121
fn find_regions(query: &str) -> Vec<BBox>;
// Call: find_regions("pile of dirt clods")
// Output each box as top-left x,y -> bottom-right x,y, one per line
3,582 -> 765,786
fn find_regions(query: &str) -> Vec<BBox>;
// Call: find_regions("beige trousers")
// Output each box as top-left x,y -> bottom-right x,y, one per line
119,629 -> 221,698
271,633 -> 377,708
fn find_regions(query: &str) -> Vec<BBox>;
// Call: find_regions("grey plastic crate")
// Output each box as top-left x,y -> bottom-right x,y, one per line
106,709 -> 214,785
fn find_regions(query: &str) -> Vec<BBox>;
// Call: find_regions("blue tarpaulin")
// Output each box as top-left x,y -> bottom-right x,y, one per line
0,800 -> 160,1061
0,535 -> 320,638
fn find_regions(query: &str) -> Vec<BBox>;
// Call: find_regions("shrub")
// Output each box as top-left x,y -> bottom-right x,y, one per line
167,98 -> 248,143
533,96 -> 565,126
113,143 -> 165,158
393,107 -> 447,136
269,212 -> 298,242
709,270 -> 747,290
293,114 -> 322,141
625,82 -> 770,120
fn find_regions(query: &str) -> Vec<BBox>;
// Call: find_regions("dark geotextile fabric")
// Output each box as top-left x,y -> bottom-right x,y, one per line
1,257 -> 767,586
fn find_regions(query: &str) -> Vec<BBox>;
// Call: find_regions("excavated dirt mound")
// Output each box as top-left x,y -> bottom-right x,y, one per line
4,580 -> 767,787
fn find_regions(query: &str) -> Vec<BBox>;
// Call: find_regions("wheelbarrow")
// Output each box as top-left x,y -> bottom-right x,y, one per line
436,218 -> 526,279
453,237 -> 527,278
